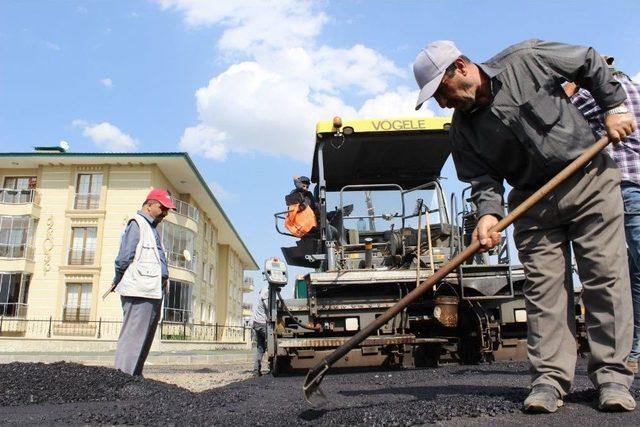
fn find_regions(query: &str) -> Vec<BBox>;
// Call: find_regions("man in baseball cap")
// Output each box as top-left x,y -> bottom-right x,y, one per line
111,188 -> 176,376
413,40 -> 636,413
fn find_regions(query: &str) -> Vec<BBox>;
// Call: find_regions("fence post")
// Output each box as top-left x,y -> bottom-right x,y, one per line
183,319 -> 187,340
0,315 -> 3,335
160,319 -> 163,338
97,317 -> 102,339
47,316 -> 52,338
243,325 -> 247,342
215,323 -> 219,341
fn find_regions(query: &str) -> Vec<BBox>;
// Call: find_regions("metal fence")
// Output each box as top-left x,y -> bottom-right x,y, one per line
160,321 -> 248,342
73,193 -> 100,210
0,303 -> 28,318
0,188 -> 38,204
0,243 -> 34,260
166,250 -> 196,271
0,316 -> 250,343
171,197 -> 200,222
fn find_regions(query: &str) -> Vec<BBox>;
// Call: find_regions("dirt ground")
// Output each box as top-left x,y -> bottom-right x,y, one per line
142,363 -> 254,392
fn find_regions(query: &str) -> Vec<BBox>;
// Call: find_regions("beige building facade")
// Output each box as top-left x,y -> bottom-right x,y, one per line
0,151 -> 257,347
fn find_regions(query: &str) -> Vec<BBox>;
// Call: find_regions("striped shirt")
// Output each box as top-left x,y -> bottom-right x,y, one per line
570,72 -> 640,185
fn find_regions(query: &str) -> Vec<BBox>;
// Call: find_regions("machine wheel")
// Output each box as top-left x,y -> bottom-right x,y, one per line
457,333 -> 483,365
269,355 -> 292,377
413,344 -> 441,367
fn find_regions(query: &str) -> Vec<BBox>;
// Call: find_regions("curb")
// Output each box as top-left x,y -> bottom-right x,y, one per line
0,352 -> 253,366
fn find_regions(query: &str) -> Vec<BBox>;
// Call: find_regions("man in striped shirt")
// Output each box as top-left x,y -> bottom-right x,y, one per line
566,57 -> 640,373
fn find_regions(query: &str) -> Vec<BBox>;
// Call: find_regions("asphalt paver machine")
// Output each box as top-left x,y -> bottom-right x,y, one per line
270,116 -> 584,374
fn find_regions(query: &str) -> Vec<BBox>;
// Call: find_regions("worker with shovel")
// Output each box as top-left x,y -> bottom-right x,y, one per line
413,40 -> 637,413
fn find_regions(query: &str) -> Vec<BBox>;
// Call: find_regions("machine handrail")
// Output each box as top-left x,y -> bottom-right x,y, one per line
273,210 -> 295,237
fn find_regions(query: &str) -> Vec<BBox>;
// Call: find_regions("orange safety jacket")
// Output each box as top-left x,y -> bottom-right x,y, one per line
285,203 -> 317,238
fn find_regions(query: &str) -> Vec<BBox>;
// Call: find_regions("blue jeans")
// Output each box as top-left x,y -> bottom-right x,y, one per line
621,183 -> 640,361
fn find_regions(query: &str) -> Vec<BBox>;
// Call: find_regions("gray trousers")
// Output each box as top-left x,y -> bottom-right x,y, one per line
509,153 -> 634,396
114,296 -> 162,376
253,322 -> 267,374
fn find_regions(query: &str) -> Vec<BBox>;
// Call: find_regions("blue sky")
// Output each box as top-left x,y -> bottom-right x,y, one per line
2,1 -> 640,302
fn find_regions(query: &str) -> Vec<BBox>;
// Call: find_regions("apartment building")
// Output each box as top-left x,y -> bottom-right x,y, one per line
0,150 -> 257,343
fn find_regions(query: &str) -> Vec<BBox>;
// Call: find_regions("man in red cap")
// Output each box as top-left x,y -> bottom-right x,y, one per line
111,188 -> 176,376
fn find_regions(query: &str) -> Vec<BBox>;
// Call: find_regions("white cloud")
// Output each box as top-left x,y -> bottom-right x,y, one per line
633,71 -> 640,83
358,86 -> 435,118
45,41 -> 60,51
180,124 -> 228,160
162,1 -> 430,163
73,119 -> 138,152
210,181 -> 233,200
100,78 -> 113,88
180,61 -> 357,162
157,0 -> 327,53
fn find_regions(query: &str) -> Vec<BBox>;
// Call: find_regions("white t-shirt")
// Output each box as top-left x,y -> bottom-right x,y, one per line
251,287 -> 269,324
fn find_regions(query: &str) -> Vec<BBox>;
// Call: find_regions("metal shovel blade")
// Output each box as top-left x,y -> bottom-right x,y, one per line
303,363 -> 329,406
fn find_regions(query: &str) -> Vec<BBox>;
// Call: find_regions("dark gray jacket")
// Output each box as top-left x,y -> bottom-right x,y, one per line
451,39 -> 627,218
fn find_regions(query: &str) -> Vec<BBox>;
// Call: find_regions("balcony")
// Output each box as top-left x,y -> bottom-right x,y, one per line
0,243 -> 34,260
171,197 -> 200,222
242,302 -> 253,317
67,249 -> 95,265
163,307 -> 192,323
62,307 -> 91,323
166,250 -> 196,272
0,303 -> 28,318
242,277 -> 254,293
73,193 -> 100,210
0,189 -> 39,205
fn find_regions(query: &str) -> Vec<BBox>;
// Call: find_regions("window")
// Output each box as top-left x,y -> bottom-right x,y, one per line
208,266 -> 214,286
1,177 -> 37,204
68,227 -> 97,265
74,173 -> 102,209
161,221 -> 196,271
200,302 -> 206,323
63,283 -> 92,322
208,304 -> 214,324
164,280 -> 193,322
0,272 -> 31,317
0,215 -> 37,259
203,262 -> 210,283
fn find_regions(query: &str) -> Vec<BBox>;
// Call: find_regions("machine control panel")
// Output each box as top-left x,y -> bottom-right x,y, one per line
264,257 -> 288,286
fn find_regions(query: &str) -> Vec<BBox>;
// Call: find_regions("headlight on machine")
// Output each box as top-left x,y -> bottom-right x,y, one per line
514,308 -> 527,323
345,317 -> 359,331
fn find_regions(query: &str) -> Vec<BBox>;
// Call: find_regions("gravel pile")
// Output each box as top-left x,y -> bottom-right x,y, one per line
1,360 -> 638,425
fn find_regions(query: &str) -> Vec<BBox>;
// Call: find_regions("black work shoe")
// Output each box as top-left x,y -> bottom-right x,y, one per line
523,384 -> 563,413
598,383 -> 636,412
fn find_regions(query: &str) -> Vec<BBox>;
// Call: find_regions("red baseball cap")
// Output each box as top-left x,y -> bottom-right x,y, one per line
146,188 -> 176,210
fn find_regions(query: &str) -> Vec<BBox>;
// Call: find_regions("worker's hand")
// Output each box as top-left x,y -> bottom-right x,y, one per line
604,111 -> 637,143
472,214 -> 501,253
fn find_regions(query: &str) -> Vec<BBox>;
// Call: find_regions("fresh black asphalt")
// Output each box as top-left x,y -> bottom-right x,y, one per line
1,360 -> 639,425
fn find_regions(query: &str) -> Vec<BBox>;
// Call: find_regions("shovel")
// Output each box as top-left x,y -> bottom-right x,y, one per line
303,136 -> 611,405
